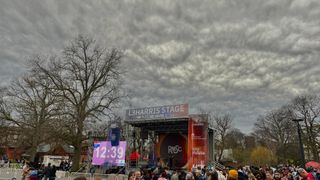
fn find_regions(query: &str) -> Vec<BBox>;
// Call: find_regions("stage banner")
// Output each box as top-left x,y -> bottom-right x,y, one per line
155,133 -> 188,168
187,115 -> 209,169
126,104 -> 189,121
92,141 -> 126,166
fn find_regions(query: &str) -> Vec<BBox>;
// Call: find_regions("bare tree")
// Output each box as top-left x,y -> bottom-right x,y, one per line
253,106 -> 297,163
213,113 -> 233,161
225,128 -> 245,149
290,95 -> 320,161
0,88 -> 10,147
0,74 -> 58,161
33,35 -> 123,171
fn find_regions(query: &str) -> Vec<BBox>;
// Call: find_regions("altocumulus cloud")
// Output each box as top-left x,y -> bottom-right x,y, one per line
0,0 -> 320,132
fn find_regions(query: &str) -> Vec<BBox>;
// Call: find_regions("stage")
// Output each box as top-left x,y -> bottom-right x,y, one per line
125,104 -> 214,169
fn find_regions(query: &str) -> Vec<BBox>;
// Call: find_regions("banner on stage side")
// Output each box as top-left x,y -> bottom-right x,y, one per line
188,115 -> 209,169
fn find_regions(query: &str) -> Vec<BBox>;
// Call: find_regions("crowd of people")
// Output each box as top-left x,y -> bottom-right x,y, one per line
22,162 -> 58,180
127,164 -> 320,180
3,157 -> 320,180
20,160 -> 71,180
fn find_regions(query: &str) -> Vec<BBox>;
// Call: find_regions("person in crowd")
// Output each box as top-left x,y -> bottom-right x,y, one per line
219,171 -> 227,180
256,170 -> 266,180
164,167 -> 172,180
194,169 -> 205,180
49,165 -> 57,180
29,167 -> 39,180
281,167 -> 290,180
65,162 -> 320,180
228,170 -> 238,180
171,169 -> 180,180
143,169 -> 152,180
210,170 -> 219,180
37,164 -> 45,180
129,171 -> 135,180
135,170 -> 143,180
168,155 -> 174,170
59,160 -> 64,171
247,173 -> 256,180
158,170 -> 168,180
186,172 -> 194,180
297,168 -> 315,180
265,171 -> 273,180
178,169 -> 187,180
237,170 -> 246,180
274,170 -> 282,180
43,163 -> 52,180
22,161 -> 30,180
316,170 -> 320,180
286,172 -> 294,180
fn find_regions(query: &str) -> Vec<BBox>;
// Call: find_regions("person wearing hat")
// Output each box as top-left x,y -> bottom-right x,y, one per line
228,169 -> 238,180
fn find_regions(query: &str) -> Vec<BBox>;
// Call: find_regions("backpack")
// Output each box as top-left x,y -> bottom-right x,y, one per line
311,172 -> 319,180
307,172 -> 318,180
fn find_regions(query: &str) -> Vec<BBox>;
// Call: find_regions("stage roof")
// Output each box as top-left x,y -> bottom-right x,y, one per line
125,117 -> 189,133
124,115 -> 214,133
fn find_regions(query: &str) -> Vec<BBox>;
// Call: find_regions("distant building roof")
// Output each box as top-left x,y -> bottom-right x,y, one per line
37,144 -> 51,153
61,144 -> 74,154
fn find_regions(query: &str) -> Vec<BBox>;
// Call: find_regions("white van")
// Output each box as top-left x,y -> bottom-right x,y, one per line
42,155 -> 69,166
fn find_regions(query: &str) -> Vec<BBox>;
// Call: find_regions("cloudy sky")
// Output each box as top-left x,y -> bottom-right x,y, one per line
1,0 -> 320,133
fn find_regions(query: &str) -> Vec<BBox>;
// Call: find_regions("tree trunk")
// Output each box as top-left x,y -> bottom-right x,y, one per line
311,139 -> 319,161
71,119 -> 84,172
29,146 -> 37,163
218,144 -> 224,161
29,134 -> 39,162
71,139 -> 82,172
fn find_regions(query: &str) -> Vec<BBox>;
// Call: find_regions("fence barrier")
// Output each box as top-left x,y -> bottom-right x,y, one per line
0,168 -> 21,180
69,172 -> 128,180
0,168 -> 128,180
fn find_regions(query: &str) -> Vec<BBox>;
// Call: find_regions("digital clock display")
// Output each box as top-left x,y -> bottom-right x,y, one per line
92,141 -> 126,166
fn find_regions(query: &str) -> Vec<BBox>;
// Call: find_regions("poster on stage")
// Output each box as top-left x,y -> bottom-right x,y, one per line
155,133 -> 188,168
92,141 -> 126,166
188,115 -> 209,169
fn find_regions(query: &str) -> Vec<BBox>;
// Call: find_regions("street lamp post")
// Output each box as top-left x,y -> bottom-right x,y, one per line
292,118 -> 305,169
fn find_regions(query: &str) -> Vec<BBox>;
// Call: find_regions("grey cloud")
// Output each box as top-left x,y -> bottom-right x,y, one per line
1,0 -> 320,132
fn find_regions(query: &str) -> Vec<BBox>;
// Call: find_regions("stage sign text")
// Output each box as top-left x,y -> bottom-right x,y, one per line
126,104 -> 189,121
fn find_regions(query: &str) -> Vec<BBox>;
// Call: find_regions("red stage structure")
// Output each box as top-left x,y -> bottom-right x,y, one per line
125,104 -> 214,169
